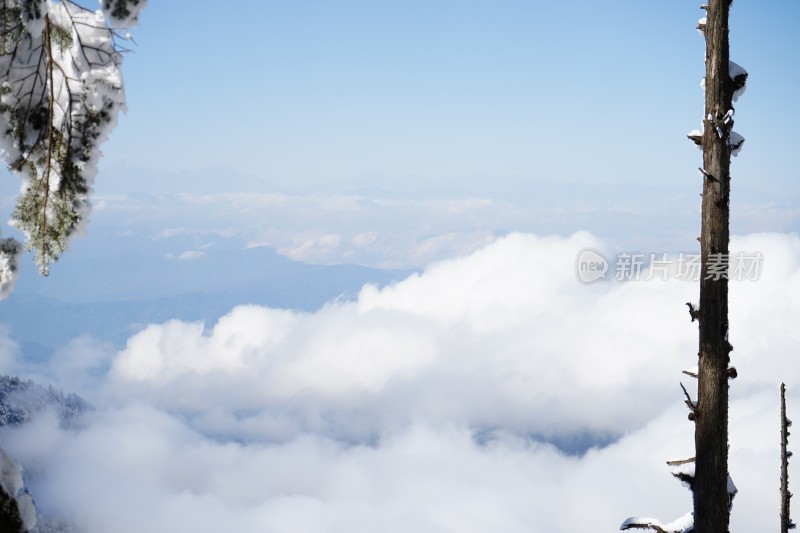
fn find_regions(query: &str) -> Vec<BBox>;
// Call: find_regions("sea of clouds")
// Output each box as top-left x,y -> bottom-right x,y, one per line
0,231 -> 798,532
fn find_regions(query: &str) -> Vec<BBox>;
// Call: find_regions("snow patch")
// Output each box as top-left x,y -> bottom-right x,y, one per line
729,131 -> 745,157
0,238 -> 21,300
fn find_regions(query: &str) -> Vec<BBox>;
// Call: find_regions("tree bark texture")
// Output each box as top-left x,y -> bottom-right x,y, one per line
695,0 -> 733,532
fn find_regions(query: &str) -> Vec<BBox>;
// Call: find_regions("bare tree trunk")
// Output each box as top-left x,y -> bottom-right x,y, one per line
695,0 -> 734,531
621,3 -> 746,529
781,383 -> 795,533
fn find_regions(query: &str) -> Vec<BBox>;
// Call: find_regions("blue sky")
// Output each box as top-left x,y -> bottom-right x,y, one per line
105,1 -> 800,193
73,0 -> 798,283
0,0 -> 796,338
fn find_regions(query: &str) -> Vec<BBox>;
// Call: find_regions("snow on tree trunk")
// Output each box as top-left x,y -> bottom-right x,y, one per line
694,0 -> 741,531
622,2 -> 746,530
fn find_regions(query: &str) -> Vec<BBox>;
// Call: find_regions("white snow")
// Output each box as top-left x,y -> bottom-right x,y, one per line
729,131 -> 745,157
728,473 -> 738,498
723,108 -> 734,125
697,16 -> 707,35
0,0 -> 141,274
0,238 -> 20,300
670,459 -> 695,490
730,60 -> 748,102
661,512 -> 694,533
688,124 -> 703,150
0,448 -> 36,530
700,63 -> 747,101
621,512 -> 693,533
100,0 -> 148,29
729,61 -> 747,80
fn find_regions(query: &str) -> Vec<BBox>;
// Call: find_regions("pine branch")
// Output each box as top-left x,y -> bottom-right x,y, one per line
0,1 -> 131,275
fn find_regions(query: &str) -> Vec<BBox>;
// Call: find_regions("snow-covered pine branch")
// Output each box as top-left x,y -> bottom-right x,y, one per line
0,0 -> 143,283
100,0 -> 147,30
0,237 -> 21,298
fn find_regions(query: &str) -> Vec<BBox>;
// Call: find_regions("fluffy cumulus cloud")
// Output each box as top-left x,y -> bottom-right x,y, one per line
1,231 -> 799,532
105,232 -> 699,442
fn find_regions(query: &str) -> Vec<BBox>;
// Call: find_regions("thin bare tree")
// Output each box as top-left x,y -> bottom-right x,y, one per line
622,1 -> 746,530
782,383 -> 795,533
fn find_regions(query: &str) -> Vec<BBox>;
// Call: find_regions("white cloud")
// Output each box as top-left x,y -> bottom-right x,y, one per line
45,336 -> 116,395
165,250 -> 207,261
90,186 -> 684,269
0,326 -> 19,374
351,231 -> 378,248
277,232 -> 343,263
155,227 -> 236,240
1,232 -> 799,532
0,399 -> 789,533
105,232 -> 700,441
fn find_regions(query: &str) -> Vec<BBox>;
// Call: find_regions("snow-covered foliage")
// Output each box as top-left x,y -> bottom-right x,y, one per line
0,375 -> 89,429
0,237 -> 21,300
100,0 -> 147,30
0,1 -> 144,277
